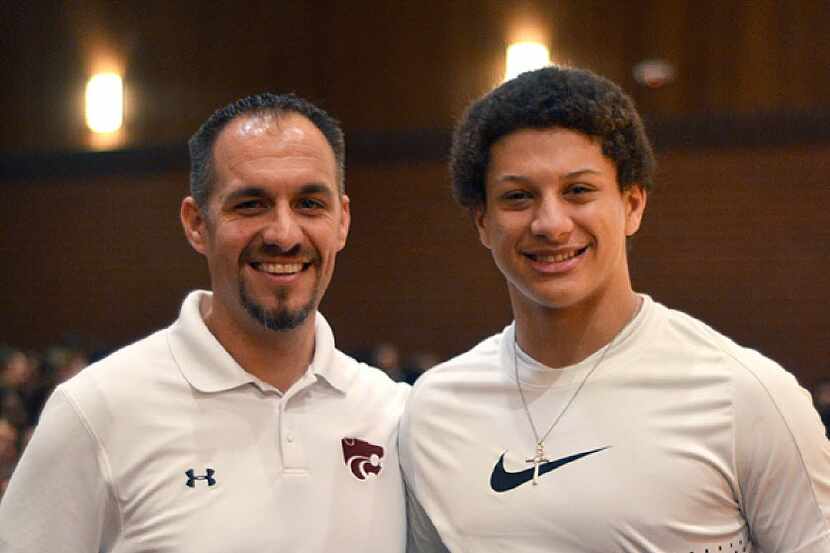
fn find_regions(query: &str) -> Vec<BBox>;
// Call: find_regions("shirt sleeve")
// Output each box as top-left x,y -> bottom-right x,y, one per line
0,387 -> 119,553
399,384 -> 451,553
405,483 -> 451,553
733,356 -> 830,553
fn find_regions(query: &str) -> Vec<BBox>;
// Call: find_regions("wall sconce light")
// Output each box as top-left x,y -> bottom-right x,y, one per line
505,42 -> 550,81
85,73 -> 123,133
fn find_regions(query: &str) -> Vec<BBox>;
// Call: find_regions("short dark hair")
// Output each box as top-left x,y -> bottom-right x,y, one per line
188,92 -> 345,208
450,66 -> 655,209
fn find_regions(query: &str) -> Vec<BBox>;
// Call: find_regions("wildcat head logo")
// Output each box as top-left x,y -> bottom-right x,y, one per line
341,438 -> 384,480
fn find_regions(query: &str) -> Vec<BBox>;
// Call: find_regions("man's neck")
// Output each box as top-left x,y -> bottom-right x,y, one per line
513,291 -> 641,369
200,296 -> 316,392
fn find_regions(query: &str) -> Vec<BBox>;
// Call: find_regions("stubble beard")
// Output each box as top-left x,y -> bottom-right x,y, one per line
239,280 -> 317,332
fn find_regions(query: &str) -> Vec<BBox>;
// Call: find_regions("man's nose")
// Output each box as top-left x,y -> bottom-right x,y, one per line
529,196 -> 573,241
260,205 -> 302,251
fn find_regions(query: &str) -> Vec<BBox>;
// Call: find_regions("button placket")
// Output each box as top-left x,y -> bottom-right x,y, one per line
280,377 -> 313,472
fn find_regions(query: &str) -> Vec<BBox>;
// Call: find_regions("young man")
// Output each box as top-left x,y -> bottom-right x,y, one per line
0,93 -> 409,552
400,67 -> 830,552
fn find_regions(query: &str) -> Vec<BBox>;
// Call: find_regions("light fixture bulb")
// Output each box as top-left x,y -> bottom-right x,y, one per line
85,73 -> 123,133
505,42 -> 550,81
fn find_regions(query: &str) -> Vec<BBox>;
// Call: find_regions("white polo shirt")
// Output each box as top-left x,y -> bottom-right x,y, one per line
0,290 -> 409,553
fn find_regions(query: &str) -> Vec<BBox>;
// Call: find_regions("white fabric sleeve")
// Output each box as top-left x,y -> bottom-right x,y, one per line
405,483 -> 451,553
0,387 -> 119,553
399,389 -> 450,553
733,358 -> 830,553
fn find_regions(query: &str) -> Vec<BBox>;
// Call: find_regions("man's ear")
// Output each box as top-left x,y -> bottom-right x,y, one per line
472,205 -> 492,250
624,185 -> 647,237
336,194 -> 351,251
180,196 -> 209,255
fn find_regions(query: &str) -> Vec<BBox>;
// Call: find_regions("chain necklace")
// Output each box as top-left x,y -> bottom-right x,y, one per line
513,299 -> 641,486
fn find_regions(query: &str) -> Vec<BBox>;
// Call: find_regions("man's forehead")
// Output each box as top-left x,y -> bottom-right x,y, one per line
494,125 -> 598,146
214,112 -> 335,168
488,127 -> 606,167
206,111 -> 339,202
221,111 -> 320,145
236,111 -> 280,137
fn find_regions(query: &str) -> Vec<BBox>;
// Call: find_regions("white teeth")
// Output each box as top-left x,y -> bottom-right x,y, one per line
535,250 -> 581,263
257,262 -> 304,274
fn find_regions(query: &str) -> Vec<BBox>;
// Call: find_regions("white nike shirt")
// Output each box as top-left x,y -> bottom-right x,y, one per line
400,295 -> 830,553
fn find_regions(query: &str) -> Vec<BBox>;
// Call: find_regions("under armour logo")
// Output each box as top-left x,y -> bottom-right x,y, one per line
185,468 -> 216,487
342,438 -> 384,480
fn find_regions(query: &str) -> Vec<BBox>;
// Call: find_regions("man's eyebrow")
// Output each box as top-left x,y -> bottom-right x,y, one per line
494,168 -> 603,184
562,168 -> 603,179
222,183 -> 336,203
222,186 -> 267,203
494,174 -> 532,184
298,183 -> 336,197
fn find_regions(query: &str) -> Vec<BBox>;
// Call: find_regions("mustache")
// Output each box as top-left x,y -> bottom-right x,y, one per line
241,241 -> 320,263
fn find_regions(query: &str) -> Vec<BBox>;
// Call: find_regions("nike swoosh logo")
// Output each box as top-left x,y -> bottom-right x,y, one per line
490,447 -> 609,492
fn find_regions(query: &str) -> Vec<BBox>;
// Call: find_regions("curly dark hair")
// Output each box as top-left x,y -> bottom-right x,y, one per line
188,92 -> 345,209
450,66 -> 655,209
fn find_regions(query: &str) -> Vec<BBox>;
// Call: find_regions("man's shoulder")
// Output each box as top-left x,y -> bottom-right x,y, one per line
60,326 -> 177,407
653,300 -> 797,395
75,326 -> 172,376
332,349 -> 410,407
405,328 -> 506,413
419,329 -> 506,381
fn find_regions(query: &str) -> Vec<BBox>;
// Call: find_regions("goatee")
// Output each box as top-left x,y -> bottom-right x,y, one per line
239,281 -> 314,332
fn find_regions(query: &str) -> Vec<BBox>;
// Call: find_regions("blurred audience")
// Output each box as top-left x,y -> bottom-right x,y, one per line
814,379 -> 830,438
0,344 -> 89,499
402,351 -> 440,384
2,350 -> 51,428
45,345 -> 89,385
362,343 -> 441,385
371,342 -> 404,382
0,417 -> 18,497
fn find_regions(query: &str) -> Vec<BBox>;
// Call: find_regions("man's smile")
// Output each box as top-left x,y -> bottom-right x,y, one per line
525,245 -> 589,263
523,245 -> 590,273
250,261 -> 311,275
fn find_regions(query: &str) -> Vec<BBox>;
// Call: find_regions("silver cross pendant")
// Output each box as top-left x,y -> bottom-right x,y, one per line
525,442 -> 549,486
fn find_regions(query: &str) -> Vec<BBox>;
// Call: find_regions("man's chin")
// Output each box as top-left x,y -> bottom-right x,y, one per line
238,281 -> 320,332
243,301 -> 314,332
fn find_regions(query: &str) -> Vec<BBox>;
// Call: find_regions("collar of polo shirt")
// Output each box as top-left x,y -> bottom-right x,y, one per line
169,290 -> 355,395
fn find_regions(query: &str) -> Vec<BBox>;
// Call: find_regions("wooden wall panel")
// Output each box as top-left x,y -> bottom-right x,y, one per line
0,171 -> 204,351
3,0 -> 829,154
312,3 -> 458,131
321,161 -> 511,359
631,144 -> 830,387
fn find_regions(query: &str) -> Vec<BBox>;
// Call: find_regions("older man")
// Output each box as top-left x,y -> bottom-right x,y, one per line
0,93 -> 408,552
